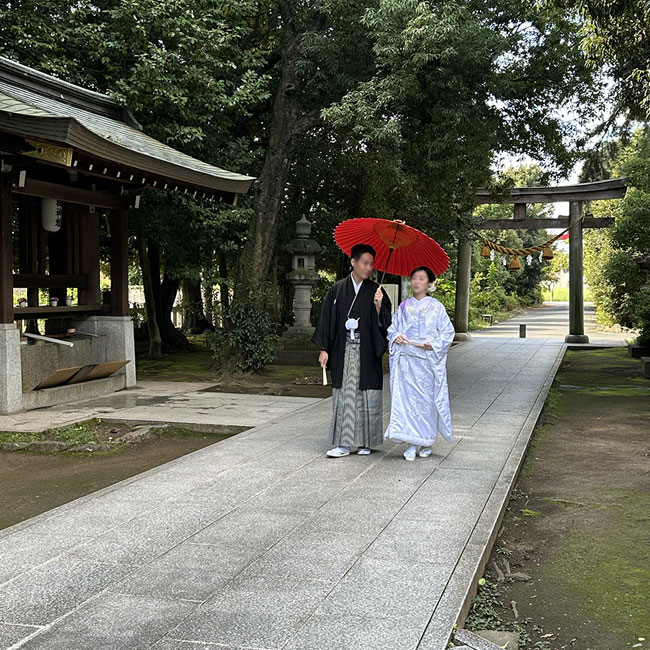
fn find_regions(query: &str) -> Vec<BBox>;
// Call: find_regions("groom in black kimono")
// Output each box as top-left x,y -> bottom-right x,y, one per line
312,243 -> 392,457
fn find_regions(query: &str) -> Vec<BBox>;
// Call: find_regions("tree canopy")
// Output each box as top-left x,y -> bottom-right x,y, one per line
566,0 -> 650,121
0,0 -> 625,351
584,129 -> 650,343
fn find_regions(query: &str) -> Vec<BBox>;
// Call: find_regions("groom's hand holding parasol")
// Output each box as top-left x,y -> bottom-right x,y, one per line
373,288 -> 383,313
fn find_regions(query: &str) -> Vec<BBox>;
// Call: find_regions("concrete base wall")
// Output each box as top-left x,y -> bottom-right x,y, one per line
71,315 -> 136,387
640,357 -> 650,379
0,323 -> 22,414
0,315 -> 136,415
276,326 -> 319,365
21,336 -> 107,392
628,344 -> 650,358
21,375 -> 126,411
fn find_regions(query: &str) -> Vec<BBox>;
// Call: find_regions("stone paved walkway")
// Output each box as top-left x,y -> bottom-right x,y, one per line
0,382 -> 320,434
0,337 -> 564,650
471,301 -> 631,345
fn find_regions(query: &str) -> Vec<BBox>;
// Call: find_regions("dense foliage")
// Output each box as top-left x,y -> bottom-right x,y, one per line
206,297 -> 279,372
584,130 -> 650,344
1,0 -> 628,364
567,0 -> 650,121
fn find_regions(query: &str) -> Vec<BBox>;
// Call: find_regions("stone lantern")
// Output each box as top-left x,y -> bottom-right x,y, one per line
286,216 -> 323,331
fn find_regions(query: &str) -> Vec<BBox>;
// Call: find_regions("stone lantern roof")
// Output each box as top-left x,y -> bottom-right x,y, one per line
286,216 -> 324,256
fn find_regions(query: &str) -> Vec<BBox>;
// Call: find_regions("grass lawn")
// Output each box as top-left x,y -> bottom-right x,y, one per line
541,287 -> 594,302
466,348 -> 650,649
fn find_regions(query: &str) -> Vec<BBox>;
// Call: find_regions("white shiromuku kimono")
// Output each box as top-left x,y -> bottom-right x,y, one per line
385,296 -> 455,446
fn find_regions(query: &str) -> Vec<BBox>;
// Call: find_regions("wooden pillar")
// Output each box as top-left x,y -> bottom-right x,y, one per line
110,206 -> 129,316
565,200 -> 589,343
0,177 -> 13,324
48,207 -> 68,302
454,231 -> 472,341
78,209 -> 100,306
514,203 -> 526,220
27,205 -> 39,307
17,202 -> 39,333
18,204 -> 30,281
0,177 -> 21,413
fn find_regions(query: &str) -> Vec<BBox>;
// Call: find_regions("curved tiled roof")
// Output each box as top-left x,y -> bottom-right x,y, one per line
0,56 -> 255,195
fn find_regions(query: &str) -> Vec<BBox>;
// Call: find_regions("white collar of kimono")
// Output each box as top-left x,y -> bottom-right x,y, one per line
346,274 -> 363,336
350,274 -> 363,295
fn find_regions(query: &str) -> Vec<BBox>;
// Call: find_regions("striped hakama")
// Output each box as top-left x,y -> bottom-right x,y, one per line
329,336 -> 384,449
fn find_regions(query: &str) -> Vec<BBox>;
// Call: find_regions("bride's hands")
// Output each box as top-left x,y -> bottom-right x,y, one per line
413,341 -> 433,350
394,334 -> 409,345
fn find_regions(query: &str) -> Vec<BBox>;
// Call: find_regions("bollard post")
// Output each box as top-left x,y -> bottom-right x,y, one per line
519,323 -> 526,338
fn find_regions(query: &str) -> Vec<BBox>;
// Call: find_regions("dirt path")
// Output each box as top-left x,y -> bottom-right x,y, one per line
467,348 -> 650,649
0,433 -> 228,530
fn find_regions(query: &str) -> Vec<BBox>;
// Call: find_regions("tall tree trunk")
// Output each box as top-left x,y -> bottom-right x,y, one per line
146,239 -> 189,350
267,255 -> 281,322
235,26 -> 319,300
148,240 -> 162,321
182,278 -> 211,334
159,274 -> 190,350
203,282 -> 215,328
279,278 -> 293,326
136,230 -> 162,359
218,251 -> 230,318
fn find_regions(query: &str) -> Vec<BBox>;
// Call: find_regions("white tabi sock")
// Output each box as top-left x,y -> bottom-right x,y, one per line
403,444 -> 417,461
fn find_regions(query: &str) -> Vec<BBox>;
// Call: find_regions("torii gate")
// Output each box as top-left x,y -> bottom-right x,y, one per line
453,178 -> 628,343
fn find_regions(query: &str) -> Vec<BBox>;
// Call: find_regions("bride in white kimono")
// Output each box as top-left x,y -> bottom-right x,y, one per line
385,266 -> 455,461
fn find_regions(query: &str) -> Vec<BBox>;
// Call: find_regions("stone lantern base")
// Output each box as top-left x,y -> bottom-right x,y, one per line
275,324 -> 320,366
279,215 -> 323,366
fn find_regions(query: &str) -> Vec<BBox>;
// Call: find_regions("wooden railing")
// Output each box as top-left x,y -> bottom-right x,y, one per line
13,274 -> 88,289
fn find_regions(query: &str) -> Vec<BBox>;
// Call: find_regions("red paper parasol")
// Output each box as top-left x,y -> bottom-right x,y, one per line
334,218 -> 449,279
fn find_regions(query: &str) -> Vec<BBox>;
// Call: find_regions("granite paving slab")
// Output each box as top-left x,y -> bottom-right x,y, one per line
0,383 -> 320,433
0,336 -> 564,649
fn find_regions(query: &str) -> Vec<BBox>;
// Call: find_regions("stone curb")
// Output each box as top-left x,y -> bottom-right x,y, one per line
1,440 -> 115,453
454,628 -> 506,649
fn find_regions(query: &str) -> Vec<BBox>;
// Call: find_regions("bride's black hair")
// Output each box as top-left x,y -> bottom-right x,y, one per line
410,266 -> 436,283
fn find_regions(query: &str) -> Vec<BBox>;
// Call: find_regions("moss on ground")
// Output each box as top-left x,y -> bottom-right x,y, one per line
0,419 -> 106,445
0,419 -> 231,453
135,342 -> 217,382
546,488 -> 650,639
467,347 -> 650,648
1,430 -> 231,529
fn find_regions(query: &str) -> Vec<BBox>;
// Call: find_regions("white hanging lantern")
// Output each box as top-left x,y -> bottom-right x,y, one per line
42,198 -> 63,232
